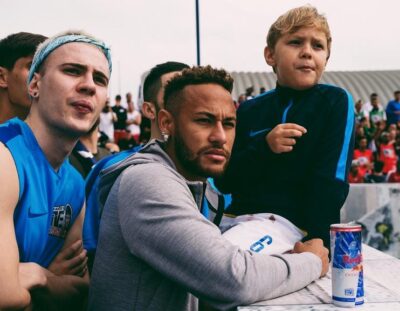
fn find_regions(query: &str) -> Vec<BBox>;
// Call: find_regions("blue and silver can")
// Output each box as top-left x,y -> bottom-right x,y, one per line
330,223 -> 364,308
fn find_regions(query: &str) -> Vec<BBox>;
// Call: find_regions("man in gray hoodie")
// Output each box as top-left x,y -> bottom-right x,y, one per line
88,66 -> 329,311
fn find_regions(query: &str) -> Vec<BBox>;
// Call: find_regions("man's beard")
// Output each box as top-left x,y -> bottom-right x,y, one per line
173,131 -> 230,179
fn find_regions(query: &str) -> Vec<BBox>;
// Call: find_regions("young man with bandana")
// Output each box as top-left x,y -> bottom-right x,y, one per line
0,31 -> 112,309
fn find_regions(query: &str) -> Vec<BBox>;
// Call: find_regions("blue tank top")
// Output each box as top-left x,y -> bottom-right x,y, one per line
0,118 -> 85,267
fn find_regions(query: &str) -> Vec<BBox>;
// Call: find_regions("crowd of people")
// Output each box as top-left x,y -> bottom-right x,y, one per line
350,91 -> 400,183
99,92 -> 143,148
0,4 -> 393,311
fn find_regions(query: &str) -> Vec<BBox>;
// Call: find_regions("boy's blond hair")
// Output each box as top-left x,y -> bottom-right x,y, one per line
267,5 -> 332,59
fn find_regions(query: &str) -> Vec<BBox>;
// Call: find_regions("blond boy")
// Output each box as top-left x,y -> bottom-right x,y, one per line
217,5 -> 355,246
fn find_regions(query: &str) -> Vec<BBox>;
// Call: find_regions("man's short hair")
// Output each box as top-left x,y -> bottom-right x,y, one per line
163,65 -> 234,113
142,61 -> 190,111
267,5 -> 332,59
370,93 -> 378,98
115,95 -> 122,101
0,32 -> 47,70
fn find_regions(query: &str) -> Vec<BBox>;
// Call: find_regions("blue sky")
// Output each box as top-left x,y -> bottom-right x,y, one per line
2,0 -> 399,101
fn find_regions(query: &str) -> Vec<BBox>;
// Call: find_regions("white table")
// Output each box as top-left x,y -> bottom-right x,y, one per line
239,245 -> 400,310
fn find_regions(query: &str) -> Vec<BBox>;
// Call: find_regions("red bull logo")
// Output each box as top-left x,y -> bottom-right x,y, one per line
343,254 -> 362,265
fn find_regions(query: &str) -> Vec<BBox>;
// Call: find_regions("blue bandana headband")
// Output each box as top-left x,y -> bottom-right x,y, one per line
27,34 -> 112,84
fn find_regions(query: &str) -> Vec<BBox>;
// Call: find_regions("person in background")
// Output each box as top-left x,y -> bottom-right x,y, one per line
117,129 -> 139,150
362,92 -> 384,117
126,100 -> 141,143
237,93 -> 247,107
216,5 -> 355,247
0,32 -> 47,123
125,91 -> 134,109
358,116 -> 374,144
388,123 -> 398,141
0,31 -> 112,309
387,160 -> 400,183
112,94 -> 127,144
348,161 -> 364,183
364,161 -> 386,183
355,99 -> 369,127
353,136 -> 373,178
369,93 -> 386,129
386,90 -> 400,126
377,131 -> 397,175
99,97 -> 116,142
88,65 -> 329,311
245,85 -> 254,99
70,119 -> 112,178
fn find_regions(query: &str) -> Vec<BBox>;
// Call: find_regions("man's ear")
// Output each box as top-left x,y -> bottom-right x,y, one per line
28,73 -> 40,98
158,109 -> 175,136
264,46 -> 276,67
141,101 -> 156,120
0,66 -> 9,88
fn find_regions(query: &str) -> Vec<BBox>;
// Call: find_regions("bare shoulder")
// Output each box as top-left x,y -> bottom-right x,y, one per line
0,142 -> 19,215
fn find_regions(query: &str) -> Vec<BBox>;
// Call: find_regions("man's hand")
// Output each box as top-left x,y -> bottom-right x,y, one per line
293,239 -> 329,277
19,262 -> 49,291
48,240 -> 88,277
266,123 -> 307,153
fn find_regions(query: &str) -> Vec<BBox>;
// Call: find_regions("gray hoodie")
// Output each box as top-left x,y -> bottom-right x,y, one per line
88,140 -> 322,311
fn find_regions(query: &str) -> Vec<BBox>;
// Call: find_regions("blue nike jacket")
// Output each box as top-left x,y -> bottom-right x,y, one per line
216,83 -> 355,246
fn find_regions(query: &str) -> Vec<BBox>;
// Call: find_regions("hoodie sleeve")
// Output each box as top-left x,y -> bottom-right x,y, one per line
117,163 -> 322,310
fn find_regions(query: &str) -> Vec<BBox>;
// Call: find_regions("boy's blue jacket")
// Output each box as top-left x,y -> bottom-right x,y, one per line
216,83 -> 355,245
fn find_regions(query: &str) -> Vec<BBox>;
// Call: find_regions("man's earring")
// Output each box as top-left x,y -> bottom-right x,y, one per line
32,92 -> 38,98
161,132 -> 169,143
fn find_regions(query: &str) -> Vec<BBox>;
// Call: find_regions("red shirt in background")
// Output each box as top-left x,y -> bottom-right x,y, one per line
388,172 -> 400,183
379,143 -> 397,174
348,171 -> 364,183
353,149 -> 373,177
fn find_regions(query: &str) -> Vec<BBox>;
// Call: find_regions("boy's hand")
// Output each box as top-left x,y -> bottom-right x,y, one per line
48,240 -> 88,277
266,123 -> 307,153
293,239 -> 329,277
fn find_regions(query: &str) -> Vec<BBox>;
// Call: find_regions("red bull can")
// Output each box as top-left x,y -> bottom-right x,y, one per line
330,223 -> 364,308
